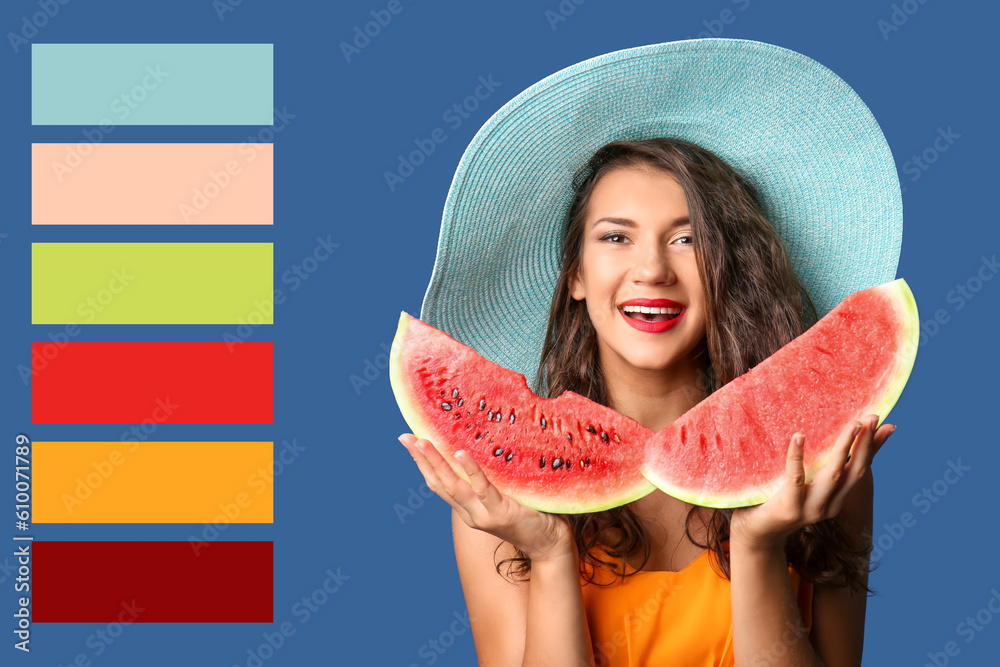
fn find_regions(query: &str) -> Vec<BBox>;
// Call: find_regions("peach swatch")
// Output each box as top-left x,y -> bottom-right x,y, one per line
32,143 -> 273,224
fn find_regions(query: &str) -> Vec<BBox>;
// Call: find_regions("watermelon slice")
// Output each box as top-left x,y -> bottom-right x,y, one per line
641,278 -> 919,508
389,313 -> 656,513
391,279 -> 918,513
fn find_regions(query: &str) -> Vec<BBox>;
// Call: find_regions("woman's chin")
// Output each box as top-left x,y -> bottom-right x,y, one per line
623,355 -> 692,375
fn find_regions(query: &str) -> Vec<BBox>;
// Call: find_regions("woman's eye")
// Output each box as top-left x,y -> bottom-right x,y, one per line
601,233 -> 627,244
674,234 -> 694,245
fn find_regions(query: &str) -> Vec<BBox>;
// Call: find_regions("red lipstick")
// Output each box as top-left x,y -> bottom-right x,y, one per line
618,298 -> 685,333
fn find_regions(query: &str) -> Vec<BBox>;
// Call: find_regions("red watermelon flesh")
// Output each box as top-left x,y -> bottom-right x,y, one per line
389,313 -> 656,513
641,278 -> 919,508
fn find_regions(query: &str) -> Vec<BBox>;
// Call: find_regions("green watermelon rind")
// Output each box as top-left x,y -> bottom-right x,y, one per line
865,278 -> 920,432
389,312 -> 656,514
640,278 -> 920,509
389,313 -> 465,473
636,476 -> 776,510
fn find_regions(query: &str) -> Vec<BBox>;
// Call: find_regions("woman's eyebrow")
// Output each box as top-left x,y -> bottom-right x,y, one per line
592,216 -> 690,228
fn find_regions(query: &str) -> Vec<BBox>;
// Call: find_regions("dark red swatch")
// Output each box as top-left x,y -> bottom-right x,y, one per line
33,541 -> 273,622
31,342 -> 273,423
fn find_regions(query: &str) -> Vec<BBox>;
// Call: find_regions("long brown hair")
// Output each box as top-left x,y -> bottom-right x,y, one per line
498,138 -> 875,594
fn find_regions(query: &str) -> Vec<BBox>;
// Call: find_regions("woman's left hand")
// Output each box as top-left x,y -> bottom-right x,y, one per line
730,414 -> 896,552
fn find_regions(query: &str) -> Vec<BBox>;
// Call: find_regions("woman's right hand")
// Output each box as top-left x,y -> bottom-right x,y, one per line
398,433 -> 574,563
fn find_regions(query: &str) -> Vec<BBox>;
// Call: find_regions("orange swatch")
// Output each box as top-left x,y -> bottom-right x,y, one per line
32,143 -> 273,225
33,441 -> 274,523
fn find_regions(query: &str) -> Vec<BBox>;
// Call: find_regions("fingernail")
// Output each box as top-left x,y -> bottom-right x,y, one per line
795,434 -> 804,446
852,423 -> 862,438
870,415 -> 879,429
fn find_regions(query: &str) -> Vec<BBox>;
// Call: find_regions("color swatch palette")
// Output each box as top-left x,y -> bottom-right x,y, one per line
29,43 -> 275,624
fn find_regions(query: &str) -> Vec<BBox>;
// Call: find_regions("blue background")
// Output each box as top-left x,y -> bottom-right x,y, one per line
1,0 -> 997,665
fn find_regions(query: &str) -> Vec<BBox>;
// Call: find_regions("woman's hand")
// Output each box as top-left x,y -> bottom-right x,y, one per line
730,414 -> 896,552
398,433 -> 575,562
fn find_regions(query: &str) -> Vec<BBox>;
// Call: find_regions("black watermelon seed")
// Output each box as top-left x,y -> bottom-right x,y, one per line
475,433 -> 482,440
479,399 -> 486,411
505,452 -> 513,461
452,388 -> 459,398
600,431 -> 609,443
541,418 -> 547,430
567,433 -> 572,443
457,398 -> 464,407
493,448 -> 503,456
539,456 -> 546,468
584,458 -> 591,466
440,391 -> 445,397
552,458 -> 563,469
488,410 -> 494,420
566,460 -> 571,469
509,412 -> 516,425
586,425 -> 597,434
441,402 -> 453,411
495,412 -> 502,422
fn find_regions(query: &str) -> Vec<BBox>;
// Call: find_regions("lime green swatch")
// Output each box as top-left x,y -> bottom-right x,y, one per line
32,44 -> 273,125
32,243 -> 274,325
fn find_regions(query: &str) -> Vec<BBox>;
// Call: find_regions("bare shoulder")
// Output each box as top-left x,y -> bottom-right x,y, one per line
452,509 -> 529,667
810,471 -> 874,667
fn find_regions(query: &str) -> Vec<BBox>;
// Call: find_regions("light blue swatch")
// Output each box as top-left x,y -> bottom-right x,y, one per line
32,43 -> 273,125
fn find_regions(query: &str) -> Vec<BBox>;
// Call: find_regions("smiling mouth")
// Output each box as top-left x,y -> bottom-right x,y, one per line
620,306 -> 684,323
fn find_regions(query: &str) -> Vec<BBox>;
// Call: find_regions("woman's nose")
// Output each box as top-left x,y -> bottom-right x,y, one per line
632,246 -> 675,285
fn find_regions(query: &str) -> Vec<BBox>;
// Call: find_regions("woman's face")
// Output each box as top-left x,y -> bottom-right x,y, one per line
570,165 -> 707,377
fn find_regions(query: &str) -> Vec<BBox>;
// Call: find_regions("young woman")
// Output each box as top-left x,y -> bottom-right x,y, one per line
400,40 -> 903,667
401,138 -> 895,666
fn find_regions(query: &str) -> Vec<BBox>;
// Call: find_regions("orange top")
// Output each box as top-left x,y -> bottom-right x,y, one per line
581,547 -> 813,666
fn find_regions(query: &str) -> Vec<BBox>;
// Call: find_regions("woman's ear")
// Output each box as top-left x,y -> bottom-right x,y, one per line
569,266 -> 585,301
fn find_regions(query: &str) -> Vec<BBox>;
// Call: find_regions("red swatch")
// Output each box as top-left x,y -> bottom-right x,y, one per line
33,541 -> 273,622
31,342 -> 273,423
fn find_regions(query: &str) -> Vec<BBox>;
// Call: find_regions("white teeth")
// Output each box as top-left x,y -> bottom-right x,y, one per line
622,305 -> 682,314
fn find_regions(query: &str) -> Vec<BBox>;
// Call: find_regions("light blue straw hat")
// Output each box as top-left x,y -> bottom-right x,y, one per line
420,38 -> 902,389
